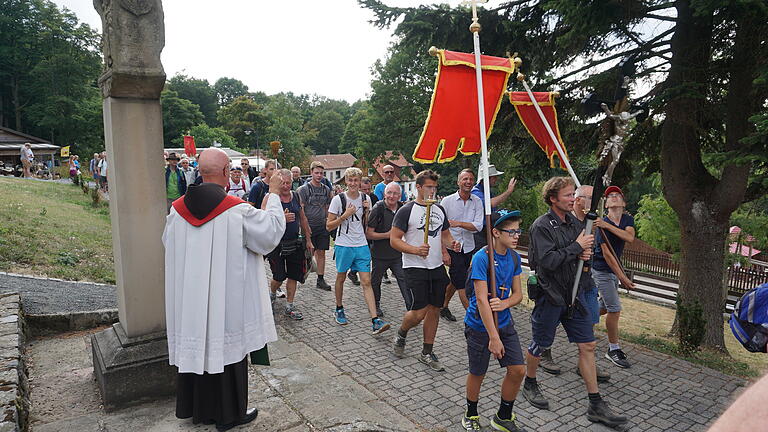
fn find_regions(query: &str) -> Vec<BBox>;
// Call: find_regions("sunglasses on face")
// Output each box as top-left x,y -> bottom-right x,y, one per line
497,228 -> 523,237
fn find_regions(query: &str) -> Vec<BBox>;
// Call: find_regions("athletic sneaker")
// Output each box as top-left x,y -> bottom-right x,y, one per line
316,278 -> 331,291
491,413 -> 524,432
522,381 -> 549,410
418,352 -> 445,371
587,399 -> 628,428
539,349 -> 561,375
440,307 -> 457,322
276,287 -> 286,298
334,308 -> 348,325
371,318 -> 391,335
461,414 -> 481,431
575,365 -> 611,383
348,271 -> 360,286
605,349 -> 631,368
393,334 -> 406,358
285,305 -> 303,321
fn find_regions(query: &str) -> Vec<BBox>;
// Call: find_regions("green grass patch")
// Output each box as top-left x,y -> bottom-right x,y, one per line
620,331 -> 759,378
0,177 -> 115,284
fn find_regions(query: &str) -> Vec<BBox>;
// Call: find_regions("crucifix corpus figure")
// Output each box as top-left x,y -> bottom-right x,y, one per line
599,103 -> 643,187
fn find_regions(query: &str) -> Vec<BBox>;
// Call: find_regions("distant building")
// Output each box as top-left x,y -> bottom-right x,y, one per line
0,126 -> 60,173
312,153 -> 357,184
370,151 -> 416,198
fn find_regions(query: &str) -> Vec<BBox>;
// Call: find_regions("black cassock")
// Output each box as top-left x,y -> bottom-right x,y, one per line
175,356 -> 248,426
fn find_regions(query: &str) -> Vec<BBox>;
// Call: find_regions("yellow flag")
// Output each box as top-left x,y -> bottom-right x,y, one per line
60,146 -> 70,157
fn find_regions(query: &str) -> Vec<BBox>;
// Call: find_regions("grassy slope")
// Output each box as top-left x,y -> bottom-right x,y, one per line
0,177 -> 115,283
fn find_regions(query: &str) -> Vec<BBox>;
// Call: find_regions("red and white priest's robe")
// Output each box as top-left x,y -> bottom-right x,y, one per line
163,183 -> 285,374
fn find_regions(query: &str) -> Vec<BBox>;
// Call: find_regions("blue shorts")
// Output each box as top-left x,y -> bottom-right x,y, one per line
584,284 -> 600,325
334,245 -> 371,273
528,292 -> 595,356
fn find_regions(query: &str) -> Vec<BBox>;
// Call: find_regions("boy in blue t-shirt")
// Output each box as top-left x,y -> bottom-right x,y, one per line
462,210 -> 526,432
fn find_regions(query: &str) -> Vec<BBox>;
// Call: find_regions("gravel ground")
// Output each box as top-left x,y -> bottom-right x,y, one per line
0,272 -> 116,314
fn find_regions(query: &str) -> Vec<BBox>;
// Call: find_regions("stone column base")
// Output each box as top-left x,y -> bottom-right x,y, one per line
91,323 -> 176,411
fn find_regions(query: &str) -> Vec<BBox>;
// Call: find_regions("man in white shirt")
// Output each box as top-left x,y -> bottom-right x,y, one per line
20,143 -> 34,178
226,167 -> 250,199
326,167 -> 391,335
390,170 -> 461,372
439,169 -> 484,320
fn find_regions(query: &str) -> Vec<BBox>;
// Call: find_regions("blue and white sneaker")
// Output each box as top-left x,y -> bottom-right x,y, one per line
334,308 -> 349,325
372,318 -> 391,335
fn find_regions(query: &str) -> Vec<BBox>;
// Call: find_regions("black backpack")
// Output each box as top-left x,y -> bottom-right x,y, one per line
464,247 -> 521,300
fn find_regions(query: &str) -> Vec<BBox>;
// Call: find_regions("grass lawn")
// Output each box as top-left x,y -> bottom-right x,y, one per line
518,276 -> 768,379
0,177 -> 115,284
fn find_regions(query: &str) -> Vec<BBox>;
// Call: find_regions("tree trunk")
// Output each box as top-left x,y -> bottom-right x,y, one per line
661,1 -> 762,350
677,214 -> 728,350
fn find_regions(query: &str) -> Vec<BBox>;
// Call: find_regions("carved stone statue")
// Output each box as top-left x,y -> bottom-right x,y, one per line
93,0 -> 166,99
599,103 -> 643,186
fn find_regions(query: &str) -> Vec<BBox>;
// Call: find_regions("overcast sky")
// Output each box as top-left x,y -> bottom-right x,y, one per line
53,1 -> 508,103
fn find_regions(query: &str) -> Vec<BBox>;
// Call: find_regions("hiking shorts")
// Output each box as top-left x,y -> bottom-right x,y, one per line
528,292 -> 595,356
334,245 -> 371,273
465,324 -> 525,376
593,269 -> 622,313
402,267 -> 449,311
447,250 -> 473,289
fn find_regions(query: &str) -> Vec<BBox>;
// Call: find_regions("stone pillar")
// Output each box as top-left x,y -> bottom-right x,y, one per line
90,0 -> 175,410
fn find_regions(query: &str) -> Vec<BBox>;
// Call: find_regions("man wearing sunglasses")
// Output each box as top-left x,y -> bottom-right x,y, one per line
374,164 -> 408,202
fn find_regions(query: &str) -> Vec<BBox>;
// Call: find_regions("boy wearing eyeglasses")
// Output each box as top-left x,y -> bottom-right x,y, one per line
461,210 -> 526,432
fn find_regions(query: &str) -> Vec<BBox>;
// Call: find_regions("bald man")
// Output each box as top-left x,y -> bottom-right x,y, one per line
164,148 -> 285,430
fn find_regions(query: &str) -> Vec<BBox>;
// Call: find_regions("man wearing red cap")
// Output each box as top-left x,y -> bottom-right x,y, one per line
592,185 -> 635,368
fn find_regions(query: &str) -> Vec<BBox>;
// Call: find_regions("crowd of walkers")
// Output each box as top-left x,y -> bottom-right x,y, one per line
164,146 -> 637,431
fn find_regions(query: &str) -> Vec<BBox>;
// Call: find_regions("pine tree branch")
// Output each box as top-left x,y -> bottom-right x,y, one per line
647,13 -> 677,22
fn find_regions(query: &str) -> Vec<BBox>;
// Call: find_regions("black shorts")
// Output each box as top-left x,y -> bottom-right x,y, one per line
402,267 -> 449,311
447,250 -> 474,289
268,246 -> 305,283
310,227 -> 330,251
465,324 -> 525,376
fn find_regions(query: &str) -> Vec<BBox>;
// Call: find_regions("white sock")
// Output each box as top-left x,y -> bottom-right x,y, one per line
609,343 -> 620,351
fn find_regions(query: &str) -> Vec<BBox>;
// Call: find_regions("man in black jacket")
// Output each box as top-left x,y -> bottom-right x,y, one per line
522,177 -> 628,429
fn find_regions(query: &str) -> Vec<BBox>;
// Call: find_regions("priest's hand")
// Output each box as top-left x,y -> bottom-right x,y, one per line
284,208 -> 296,223
268,172 -> 281,194
506,177 -> 517,193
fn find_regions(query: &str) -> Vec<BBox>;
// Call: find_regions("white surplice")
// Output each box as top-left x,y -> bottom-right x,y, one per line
163,193 -> 285,374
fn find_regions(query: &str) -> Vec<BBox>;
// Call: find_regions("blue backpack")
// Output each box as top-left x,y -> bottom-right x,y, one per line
729,283 -> 768,353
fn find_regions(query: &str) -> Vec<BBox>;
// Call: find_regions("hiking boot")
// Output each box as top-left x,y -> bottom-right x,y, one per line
491,413 -> 525,432
285,305 -> 303,321
418,352 -> 445,371
393,334 -> 406,358
334,308 -> 348,325
575,365 -> 611,383
461,414 -> 482,431
276,287 -> 286,298
316,277 -> 331,291
587,399 -> 628,428
539,349 -> 561,375
440,307 -> 457,322
348,271 -> 360,286
522,381 -> 549,410
372,317 -> 391,335
605,349 -> 631,368
376,302 -> 385,318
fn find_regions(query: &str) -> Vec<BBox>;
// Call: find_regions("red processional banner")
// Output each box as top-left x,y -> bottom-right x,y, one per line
508,92 -> 569,170
183,135 -> 197,157
413,50 -> 515,163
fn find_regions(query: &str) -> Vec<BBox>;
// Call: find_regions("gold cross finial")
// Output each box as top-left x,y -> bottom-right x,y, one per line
461,0 -> 488,32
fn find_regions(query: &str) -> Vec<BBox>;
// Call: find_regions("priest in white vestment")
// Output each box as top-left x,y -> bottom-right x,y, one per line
163,148 -> 285,430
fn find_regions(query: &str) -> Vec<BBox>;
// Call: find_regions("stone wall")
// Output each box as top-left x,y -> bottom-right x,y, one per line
0,293 -> 28,431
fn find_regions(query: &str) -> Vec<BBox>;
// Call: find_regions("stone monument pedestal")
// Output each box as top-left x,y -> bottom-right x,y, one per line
92,323 -> 176,411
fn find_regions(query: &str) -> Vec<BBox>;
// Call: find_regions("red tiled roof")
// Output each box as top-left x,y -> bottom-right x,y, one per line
373,151 -> 415,182
313,153 -> 357,170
